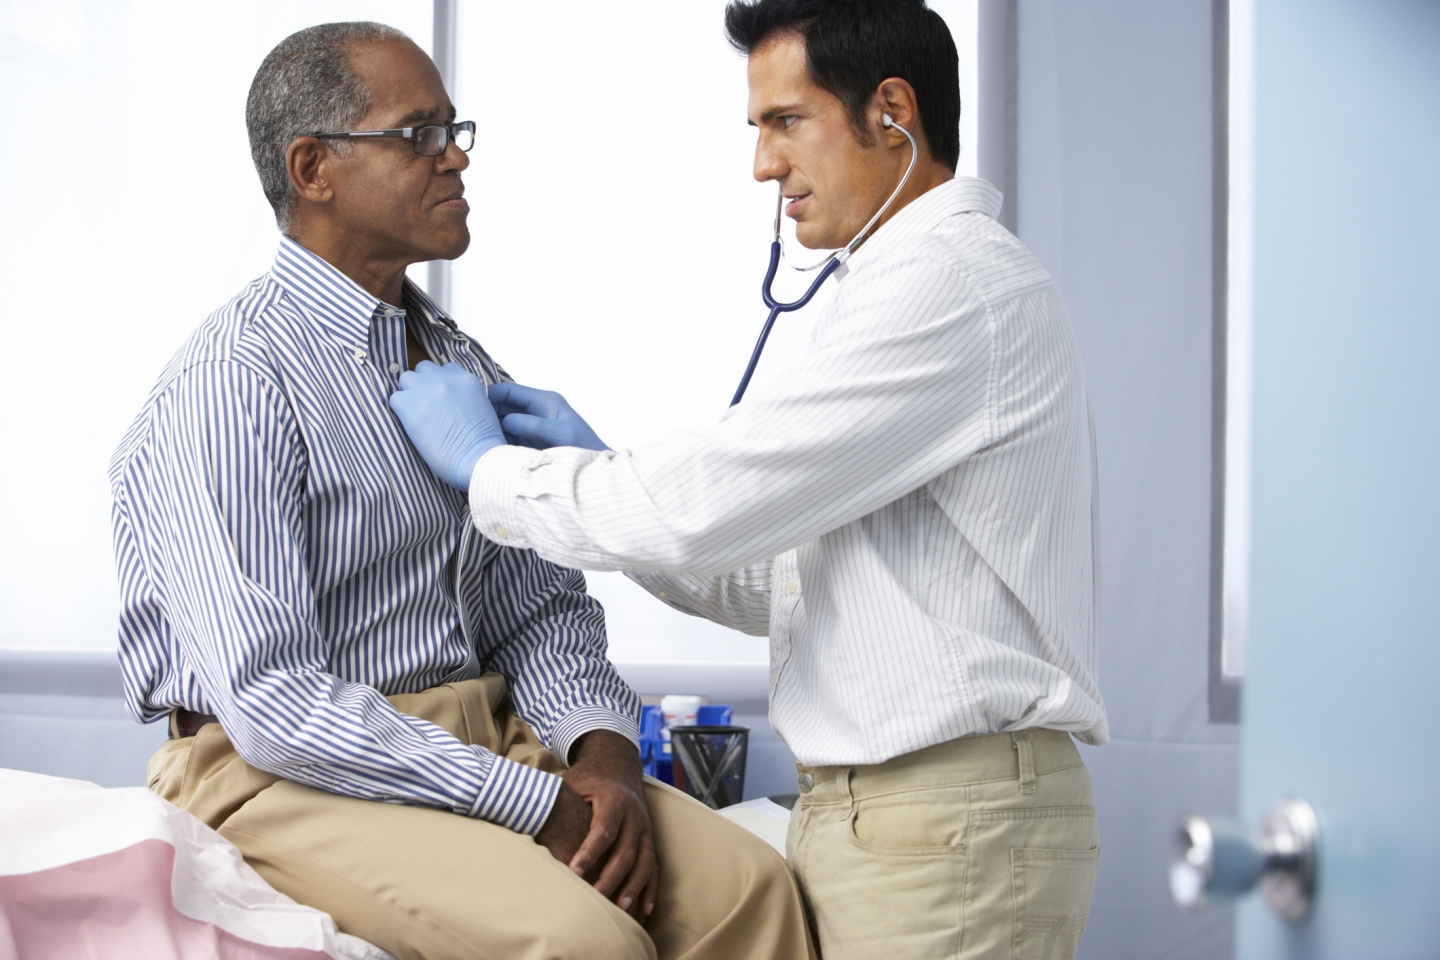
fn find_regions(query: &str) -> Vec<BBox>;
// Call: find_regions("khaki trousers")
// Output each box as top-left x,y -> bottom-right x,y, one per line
787,730 -> 1099,960
148,676 -> 815,960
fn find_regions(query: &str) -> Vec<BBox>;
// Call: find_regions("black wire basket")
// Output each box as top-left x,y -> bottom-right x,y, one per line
668,724 -> 749,809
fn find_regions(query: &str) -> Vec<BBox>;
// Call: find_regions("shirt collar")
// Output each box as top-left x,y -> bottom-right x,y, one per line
268,235 -> 462,346
269,235 -> 388,346
400,275 -> 458,332
838,176 -> 1004,277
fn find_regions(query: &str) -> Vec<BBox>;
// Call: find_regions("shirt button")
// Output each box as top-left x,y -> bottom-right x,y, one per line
786,580 -> 798,595
770,669 -> 779,685
388,361 -> 402,375
657,591 -> 669,600
797,772 -> 814,793
494,526 -> 509,540
382,306 -> 397,317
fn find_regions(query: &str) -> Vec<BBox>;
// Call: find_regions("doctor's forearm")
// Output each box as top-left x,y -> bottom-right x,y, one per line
466,444 -> 799,575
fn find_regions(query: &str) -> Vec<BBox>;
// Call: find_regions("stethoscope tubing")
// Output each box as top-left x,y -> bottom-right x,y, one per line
729,117 -> 917,407
730,242 -> 841,407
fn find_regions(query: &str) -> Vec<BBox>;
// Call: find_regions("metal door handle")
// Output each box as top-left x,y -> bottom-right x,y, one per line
1170,796 -> 1319,923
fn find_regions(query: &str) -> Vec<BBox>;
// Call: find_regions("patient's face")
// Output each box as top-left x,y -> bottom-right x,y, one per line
324,39 -> 471,264
746,35 -> 893,251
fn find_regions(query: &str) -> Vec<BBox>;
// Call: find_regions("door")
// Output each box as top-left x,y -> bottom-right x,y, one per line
1237,1 -> 1439,956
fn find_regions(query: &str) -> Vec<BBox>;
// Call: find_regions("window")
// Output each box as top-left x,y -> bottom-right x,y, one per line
1211,0 -> 1254,722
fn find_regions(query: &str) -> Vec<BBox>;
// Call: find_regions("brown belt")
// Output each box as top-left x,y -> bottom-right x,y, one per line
170,707 -> 220,739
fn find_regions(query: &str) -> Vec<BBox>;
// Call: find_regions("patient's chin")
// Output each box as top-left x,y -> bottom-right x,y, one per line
428,228 -> 471,262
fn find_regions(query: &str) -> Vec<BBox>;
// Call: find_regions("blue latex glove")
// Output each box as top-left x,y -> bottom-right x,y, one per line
489,382 -> 609,452
389,361 -> 506,490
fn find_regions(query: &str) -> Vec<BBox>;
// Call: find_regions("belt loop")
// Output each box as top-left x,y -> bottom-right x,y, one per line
837,767 -> 854,820
1013,731 -> 1036,795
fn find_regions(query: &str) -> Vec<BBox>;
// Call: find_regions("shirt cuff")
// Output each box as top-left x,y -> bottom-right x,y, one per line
549,705 -> 642,766
467,444 -> 540,549
467,751 -> 563,835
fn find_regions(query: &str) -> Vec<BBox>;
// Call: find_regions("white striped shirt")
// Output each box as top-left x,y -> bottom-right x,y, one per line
110,236 -> 638,834
469,178 -> 1107,766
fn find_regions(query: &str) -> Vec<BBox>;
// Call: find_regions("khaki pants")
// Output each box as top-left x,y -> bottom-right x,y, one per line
787,730 -> 1099,960
148,676 -> 815,960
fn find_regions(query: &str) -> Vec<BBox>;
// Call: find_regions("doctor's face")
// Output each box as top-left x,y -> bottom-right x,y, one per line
747,35 -> 896,251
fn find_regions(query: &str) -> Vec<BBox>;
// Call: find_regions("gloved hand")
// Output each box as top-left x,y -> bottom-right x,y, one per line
389,361 -> 506,490
489,382 -> 609,452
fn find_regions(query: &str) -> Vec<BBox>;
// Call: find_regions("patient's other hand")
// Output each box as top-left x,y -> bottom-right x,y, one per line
555,729 -> 659,923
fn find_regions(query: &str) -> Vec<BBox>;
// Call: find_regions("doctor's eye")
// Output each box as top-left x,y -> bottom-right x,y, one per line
780,115 -> 799,129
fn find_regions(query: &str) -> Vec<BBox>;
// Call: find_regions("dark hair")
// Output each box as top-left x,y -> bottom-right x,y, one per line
724,0 -> 959,170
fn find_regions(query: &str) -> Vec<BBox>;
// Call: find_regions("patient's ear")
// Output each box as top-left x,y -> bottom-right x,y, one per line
286,137 -> 335,206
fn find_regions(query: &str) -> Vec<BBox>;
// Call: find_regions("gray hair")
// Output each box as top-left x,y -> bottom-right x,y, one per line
246,21 -> 410,231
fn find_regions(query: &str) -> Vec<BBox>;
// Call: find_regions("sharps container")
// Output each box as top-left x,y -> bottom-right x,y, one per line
668,725 -> 749,809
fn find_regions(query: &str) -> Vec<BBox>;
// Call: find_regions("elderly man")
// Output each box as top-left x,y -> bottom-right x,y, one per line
110,22 -> 812,960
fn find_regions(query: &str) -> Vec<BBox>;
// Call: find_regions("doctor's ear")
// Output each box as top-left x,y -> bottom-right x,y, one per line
285,136 -> 336,206
873,77 -> 921,149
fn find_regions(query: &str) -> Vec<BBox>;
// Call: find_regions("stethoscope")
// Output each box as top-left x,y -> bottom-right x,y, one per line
729,114 -> 919,406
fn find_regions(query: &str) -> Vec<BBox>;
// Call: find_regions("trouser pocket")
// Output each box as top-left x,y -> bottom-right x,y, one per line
789,787 -> 969,960
1010,846 -> 1101,960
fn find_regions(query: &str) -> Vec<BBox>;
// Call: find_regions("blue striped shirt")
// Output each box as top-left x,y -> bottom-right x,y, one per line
109,236 -> 639,834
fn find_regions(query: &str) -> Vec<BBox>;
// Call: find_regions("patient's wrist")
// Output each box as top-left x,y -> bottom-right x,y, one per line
567,730 -> 644,794
570,728 -> 639,765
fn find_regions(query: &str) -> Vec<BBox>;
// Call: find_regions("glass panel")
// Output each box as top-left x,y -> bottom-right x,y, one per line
0,0 -> 431,652
1224,0 -> 1256,680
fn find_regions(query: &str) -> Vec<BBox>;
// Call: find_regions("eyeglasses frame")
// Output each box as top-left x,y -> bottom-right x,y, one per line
310,120 -> 476,157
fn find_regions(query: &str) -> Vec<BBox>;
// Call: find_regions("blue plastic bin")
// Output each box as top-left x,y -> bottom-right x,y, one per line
639,703 -> 733,784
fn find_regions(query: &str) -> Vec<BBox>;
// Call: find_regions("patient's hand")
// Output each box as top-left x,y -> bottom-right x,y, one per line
541,729 -> 658,922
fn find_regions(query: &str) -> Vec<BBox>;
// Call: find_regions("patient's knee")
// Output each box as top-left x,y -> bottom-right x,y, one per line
538,907 -> 655,960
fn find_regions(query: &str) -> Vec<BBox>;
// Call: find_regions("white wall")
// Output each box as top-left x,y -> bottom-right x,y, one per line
0,0 -> 977,661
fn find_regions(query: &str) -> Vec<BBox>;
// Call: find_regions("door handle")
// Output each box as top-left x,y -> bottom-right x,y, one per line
1169,796 -> 1319,923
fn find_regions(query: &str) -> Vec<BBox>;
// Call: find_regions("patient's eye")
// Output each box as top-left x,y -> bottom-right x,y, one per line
780,115 -> 798,129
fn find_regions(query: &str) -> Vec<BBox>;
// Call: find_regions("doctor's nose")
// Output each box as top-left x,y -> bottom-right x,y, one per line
752,139 -> 789,184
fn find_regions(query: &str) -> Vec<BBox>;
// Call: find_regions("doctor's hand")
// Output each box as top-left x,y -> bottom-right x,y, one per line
388,361 -> 505,490
535,729 -> 658,922
489,382 -> 609,452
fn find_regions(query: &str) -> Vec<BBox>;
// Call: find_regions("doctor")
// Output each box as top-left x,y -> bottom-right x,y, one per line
393,1 -> 1107,957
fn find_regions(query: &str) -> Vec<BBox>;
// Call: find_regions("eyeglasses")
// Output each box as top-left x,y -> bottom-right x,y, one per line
311,120 -> 476,157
